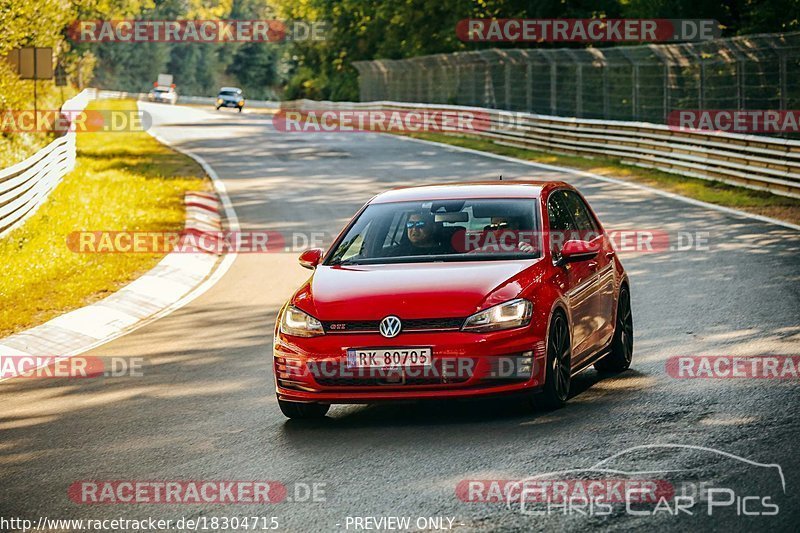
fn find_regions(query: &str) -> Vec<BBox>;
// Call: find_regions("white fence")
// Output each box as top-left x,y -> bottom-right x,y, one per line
0,90 -> 94,237
284,100 -> 800,199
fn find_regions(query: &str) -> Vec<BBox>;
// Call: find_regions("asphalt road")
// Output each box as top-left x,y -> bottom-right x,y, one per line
1,102 -> 799,532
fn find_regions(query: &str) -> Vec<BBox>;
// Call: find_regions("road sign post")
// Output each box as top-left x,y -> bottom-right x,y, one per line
4,47 -> 55,128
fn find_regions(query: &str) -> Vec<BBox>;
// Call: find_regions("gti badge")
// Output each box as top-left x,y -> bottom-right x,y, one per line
379,315 -> 402,338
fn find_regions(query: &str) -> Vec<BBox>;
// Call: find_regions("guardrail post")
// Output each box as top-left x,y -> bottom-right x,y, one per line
779,52 -> 787,110
736,60 -> 744,110
505,61 -> 512,110
632,64 -> 639,120
699,62 -> 705,109
525,61 -> 532,112
576,64 -> 583,118
550,62 -> 557,115
602,66 -> 609,119
470,64 -> 477,105
454,64 -> 461,105
663,63 -> 670,122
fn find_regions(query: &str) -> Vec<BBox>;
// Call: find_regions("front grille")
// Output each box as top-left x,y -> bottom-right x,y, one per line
322,317 -> 465,334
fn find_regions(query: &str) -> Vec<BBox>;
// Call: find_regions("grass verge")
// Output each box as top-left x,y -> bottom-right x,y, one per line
403,131 -> 800,226
0,99 -> 209,338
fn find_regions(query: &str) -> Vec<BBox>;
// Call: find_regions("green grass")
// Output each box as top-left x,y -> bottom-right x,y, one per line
403,131 -> 800,225
0,99 -> 209,337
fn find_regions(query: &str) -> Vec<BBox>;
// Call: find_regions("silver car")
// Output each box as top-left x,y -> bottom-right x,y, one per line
216,87 -> 245,112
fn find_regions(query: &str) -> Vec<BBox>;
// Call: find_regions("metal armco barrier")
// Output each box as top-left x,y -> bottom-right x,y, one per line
0,90 -> 93,238
283,100 -> 800,199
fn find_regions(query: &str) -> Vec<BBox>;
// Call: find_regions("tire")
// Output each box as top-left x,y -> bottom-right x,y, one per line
595,284 -> 633,373
238,106 -> 243,113
215,105 -> 220,110
277,399 -> 329,419
535,312 -> 571,410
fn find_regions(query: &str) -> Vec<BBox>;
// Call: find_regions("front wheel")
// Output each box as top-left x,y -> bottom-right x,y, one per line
595,285 -> 633,373
534,313 -> 571,410
238,106 -> 243,113
278,399 -> 330,419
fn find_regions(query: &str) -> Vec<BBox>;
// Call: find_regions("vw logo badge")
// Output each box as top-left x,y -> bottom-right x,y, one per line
379,316 -> 402,338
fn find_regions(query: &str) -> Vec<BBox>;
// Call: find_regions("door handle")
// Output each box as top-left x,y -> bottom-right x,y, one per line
605,251 -> 615,259
588,261 -> 599,271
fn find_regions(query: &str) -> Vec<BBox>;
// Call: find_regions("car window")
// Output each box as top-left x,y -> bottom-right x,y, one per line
326,198 -> 541,265
562,191 -> 598,232
547,191 -> 577,232
547,190 -> 581,255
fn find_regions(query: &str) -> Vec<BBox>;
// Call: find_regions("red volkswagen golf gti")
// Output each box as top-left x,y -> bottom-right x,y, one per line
273,181 -> 633,418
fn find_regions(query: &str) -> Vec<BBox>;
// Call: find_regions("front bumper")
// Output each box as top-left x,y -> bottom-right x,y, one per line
274,329 -> 547,403
218,100 -> 244,107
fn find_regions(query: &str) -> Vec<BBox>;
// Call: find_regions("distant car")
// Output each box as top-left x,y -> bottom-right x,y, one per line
216,87 -> 245,112
273,181 -> 633,419
147,86 -> 177,105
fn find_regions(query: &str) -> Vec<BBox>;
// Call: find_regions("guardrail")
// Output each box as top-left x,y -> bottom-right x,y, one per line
0,89 -> 94,238
283,100 -> 800,199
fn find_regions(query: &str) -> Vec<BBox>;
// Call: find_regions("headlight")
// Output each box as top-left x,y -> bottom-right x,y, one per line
280,305 -> 324,337
238,100 -> 244,105
462,298 -> 532,332
217,98 -> 223,104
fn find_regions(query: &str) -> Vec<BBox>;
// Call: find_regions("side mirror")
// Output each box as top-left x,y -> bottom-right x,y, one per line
298,248 -> 324,270
556,239 -> 600,267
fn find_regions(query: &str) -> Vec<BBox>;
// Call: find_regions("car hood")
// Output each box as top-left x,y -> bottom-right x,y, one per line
293,260 -> 542,320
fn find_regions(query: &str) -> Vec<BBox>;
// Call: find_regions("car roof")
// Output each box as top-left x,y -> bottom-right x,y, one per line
369,180 -> 573,204
219,87 -> 242,92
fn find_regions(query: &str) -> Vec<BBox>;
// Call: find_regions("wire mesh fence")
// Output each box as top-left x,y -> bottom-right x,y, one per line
353,32 -> 800,125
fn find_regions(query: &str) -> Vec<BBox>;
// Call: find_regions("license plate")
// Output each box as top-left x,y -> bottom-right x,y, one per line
346,347 -> 432,369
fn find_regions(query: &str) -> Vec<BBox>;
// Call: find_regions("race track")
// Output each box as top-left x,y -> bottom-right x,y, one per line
1,102 -> 799,532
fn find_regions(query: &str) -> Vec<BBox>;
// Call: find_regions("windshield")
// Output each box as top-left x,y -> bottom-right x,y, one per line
325,198 -> 541,265
219,90 -> 240,97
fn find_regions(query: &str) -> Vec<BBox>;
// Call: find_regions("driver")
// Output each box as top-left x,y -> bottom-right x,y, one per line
389,211 -> 451,256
